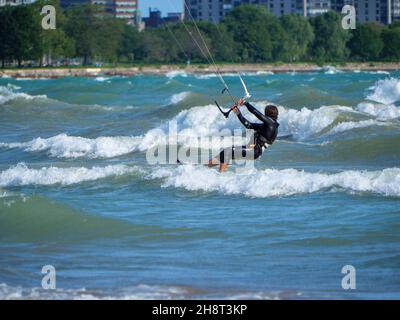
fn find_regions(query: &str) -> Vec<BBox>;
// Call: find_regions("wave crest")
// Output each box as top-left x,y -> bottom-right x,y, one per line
0,163 -> 140,187
367,77 -> 400,104
0,134 -> 143,159
151,166 -> 400,198
0,85 -> 47,105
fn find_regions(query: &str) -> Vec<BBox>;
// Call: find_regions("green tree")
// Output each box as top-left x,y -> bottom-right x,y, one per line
95,17 -> 124,63
263,12 -> 288,61
195,21 -> 238,62
349,23 -> 383,60
141,31 -> 168,62
223,5 -> 273,62
148,26 -> 185,63
9,5 -> 42,67
310,11 -> 351,62
64,4 -> 98,65
0,6 -> 15,68
279,14 -> 314,62
381,27 -> 400,60
119,24 -> 142,62
170,22 -> 213,63
34,0 -> 75,66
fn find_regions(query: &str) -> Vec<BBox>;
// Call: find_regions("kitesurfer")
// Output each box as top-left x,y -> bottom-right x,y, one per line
208,98 -> 279,173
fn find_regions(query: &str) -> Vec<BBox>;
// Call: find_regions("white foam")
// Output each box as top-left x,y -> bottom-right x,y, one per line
94,76 -> 110,82
7,83 -> 21,90
1,102 -> 393,160
323,66 -> 342,74
0,133 -> 143,159
194,73 -> 217,80
15,77 -> 50,81
328,119 -> 387,135
0,283 -> 188,300
256,71 -> 274,75
0,190 -> 9,198
270,104 -> 354,139
0,163 -> 140,187
356,102 -> 400,120
354,70 -> 390,75
0,85 -> 47,105
367,77 -> 400,104
0,282 -> 288,300
157,102 -> 355,143
169,91 -> 191,105
194,72 -> 270,80
193,73 -> 237,79
166,70 -> 188,79
150,166 -> 400,198
369,70 -> 390,75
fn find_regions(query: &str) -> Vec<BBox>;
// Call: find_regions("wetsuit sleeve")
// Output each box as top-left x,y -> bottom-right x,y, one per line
244,102 -> 275,126
237,112 -> 262,130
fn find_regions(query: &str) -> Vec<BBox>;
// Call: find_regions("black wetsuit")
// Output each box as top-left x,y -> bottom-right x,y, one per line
219,102 -> 279,163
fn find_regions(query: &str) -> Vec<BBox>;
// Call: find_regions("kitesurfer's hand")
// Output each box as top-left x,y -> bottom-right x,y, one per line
236,98 -> 245,106
232,106 -> 240,115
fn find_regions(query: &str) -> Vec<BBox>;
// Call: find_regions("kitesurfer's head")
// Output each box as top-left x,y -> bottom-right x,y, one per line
265,105 -> 278,120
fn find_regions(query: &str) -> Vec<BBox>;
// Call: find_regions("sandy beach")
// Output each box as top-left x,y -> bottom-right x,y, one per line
1,62 -> 399,78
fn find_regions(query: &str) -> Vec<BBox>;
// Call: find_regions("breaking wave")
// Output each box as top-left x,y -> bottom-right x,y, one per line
0,282 -> 294,300
328,119 -> 388,135
94,76 -> 111,82
1,161 -> 399,198
169,91 -> 191,105
166,70 -> 188,79
367,77 -> 400,104
0,163 -> 140,187
356,102 -> 400,120
194,71 -> 274,79
150,166 -> 400,198
0,85 -> 47,105
0,134 -> 143,159
322,66 -> 342,74
1,101 -> 396,159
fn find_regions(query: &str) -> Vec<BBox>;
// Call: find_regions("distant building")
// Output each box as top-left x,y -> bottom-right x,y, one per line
0,0 -> 36,6
91,0 -> 138,23
143,8 -> 183,28
184,0 -> 400,24
57,1 -> 138,24
59,0 -> 90,7
341,0 -> 400,24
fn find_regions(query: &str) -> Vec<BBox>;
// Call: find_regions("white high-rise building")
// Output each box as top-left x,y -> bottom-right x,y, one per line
184,0 -> 400,24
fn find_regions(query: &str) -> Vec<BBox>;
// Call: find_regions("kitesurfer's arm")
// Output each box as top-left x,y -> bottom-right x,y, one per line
244,102 -> 275,126
232,106 -> 261,130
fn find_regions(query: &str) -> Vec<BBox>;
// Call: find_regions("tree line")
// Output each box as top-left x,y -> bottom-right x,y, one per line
1,2 -> 400,68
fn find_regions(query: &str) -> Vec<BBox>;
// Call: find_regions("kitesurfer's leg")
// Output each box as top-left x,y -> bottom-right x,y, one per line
207,146 -> 232,167
218,147 -> 234,172
219,162 -> 229,173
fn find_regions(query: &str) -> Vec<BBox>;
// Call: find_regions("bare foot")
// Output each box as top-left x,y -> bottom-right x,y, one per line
207,159 -> 219,167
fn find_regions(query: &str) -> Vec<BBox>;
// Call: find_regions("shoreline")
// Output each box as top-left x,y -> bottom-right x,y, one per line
1,62 -> 399,79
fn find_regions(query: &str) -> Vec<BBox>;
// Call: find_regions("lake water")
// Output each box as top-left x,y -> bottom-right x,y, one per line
0,68 -> 399,299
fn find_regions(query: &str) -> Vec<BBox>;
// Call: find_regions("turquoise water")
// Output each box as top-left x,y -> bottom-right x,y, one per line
0,69 -> 400,299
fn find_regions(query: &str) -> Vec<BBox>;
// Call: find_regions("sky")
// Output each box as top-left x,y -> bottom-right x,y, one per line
139,0 -> 183,17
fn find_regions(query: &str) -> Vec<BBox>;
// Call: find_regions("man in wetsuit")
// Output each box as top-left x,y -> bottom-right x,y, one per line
208,98 -> 279,172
